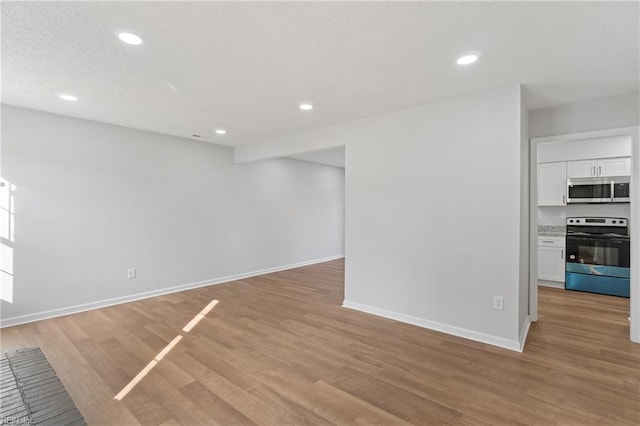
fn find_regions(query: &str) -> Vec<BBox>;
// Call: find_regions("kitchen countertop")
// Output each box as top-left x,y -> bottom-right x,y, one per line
538,225 -> 566,237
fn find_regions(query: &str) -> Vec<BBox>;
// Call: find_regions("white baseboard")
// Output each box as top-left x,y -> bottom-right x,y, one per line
0,255 -> 344,328
519,315 -> 531,352
538,280 -> 564,289
342,300 -> 524,352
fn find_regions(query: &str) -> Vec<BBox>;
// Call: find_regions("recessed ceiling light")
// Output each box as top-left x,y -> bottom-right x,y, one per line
456,54 -> 479,65
58,94 -> 78,102
299,103 -> 314,111
215,129 -> 227,135
118,32 -> 143,45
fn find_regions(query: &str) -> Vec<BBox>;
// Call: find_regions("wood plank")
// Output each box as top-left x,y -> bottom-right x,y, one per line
2,259 -> 639,425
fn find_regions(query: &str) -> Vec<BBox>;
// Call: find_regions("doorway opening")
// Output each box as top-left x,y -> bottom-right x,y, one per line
286,146 -> 346,304
529,127 -> 639,344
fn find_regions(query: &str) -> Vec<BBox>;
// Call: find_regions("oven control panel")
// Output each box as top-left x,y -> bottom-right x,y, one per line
567,217 -> 627,227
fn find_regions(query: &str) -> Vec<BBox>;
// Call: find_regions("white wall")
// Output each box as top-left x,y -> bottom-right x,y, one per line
343,86 -> 525,350
0,105 -> 345,325
519,88 -> 530,340
529,92 -> 639,138
632,128 -> 640,343
288,147 -> 345,168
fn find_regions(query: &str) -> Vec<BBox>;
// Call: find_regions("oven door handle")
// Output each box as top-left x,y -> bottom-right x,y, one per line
566,236 -> 630,243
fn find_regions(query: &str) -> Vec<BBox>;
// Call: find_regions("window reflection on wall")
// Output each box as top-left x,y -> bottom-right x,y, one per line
0,178 -> 16,303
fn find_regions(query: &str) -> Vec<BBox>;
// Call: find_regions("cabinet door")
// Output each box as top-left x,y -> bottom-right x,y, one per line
538,162 -> 567,206
598,157 -> 630,177
567,160 -> 597,178
538,246 -> 565,282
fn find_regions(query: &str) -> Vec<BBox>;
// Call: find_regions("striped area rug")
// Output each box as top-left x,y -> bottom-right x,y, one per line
1,347 -> 85,425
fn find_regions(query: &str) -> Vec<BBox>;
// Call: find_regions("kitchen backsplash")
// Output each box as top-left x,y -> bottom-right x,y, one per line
538,204 -> 631,227
538,225 -> 566,234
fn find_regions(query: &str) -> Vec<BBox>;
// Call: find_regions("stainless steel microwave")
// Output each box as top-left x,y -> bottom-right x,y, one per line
567,177 -> 630,204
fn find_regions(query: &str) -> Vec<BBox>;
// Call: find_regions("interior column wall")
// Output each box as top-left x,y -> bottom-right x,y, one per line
343,86 -> 526,350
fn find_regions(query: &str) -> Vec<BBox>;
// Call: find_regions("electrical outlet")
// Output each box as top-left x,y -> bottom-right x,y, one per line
128,268 -> 136,279
493,295 -> 504,311
300,244 -> 305,252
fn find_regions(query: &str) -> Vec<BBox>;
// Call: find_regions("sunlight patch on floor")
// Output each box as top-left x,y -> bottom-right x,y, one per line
114,299 -> 219,401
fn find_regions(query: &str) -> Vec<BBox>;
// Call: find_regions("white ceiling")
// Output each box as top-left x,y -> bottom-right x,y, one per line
2,1 -> 638,149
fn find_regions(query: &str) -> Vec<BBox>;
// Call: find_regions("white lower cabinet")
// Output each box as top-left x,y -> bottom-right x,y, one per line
538,237 -> 565,285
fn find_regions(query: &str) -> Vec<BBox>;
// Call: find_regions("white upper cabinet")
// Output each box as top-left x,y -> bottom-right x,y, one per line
566,160 -> 598,178
598,157 -> 631,177
567,157 -> 630,178
538,162 -> 567,206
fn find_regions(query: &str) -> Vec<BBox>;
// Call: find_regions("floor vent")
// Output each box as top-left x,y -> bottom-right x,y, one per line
1,347 -> 85,425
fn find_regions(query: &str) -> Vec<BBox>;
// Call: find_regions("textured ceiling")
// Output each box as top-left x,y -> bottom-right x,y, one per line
2,1 -> 638,147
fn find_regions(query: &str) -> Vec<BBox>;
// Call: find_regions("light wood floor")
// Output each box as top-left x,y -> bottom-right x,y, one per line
1,259 -> 639,425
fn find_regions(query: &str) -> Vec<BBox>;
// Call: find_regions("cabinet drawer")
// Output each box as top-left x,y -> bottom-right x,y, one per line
538,236 -> 565,247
